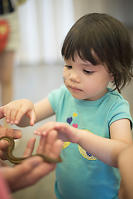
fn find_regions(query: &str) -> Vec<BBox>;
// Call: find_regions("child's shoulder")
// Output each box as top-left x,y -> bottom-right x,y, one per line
106,88 -> 132,127
107,88 -> 126,102
106,88 -> 129,111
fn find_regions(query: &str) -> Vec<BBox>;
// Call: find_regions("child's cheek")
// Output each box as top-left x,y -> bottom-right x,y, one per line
63,70 -> 68,82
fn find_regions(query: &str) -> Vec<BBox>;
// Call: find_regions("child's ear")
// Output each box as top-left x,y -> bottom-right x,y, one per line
109,73 -> 114,82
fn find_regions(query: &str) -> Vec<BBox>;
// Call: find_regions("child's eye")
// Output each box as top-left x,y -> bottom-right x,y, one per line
65,65 -> 72,69
83,70 -> 94,74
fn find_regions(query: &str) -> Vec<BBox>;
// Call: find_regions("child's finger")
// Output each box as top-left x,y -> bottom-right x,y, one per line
10,108 -> 19,124
34,127 -> 46,136
35,127 -> 46,134
34,129 -> 44,136
29,110 -> 36,126
34,122 -> 56,135
14,107 -> 30,124
0,106 -> 5,119
4,107 -> 12,123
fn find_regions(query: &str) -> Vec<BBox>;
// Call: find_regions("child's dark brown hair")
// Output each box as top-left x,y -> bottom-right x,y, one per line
61,13 -> 133,92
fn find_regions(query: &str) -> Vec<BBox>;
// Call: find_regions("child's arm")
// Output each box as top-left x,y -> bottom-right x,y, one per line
0,98 -> 54,127
34,98 -> 55,123
78,118 -> 132,167
35,119 -> 132,167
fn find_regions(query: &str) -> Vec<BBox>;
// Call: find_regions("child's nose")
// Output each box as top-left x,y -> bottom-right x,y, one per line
69,72 -> 80,82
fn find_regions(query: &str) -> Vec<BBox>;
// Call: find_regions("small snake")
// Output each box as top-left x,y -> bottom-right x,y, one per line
0,136 -> 62,164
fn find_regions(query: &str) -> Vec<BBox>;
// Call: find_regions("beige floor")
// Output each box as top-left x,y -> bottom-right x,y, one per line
10,61 -> 133,199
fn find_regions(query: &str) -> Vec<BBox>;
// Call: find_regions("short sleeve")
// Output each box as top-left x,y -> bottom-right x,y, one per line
108,99 -> 133,129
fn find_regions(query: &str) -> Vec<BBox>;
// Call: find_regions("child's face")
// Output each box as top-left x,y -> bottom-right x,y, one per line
63,55 -> 113,101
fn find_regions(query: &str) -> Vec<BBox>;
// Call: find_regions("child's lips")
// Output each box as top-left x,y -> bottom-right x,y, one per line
68,85 -> 82,92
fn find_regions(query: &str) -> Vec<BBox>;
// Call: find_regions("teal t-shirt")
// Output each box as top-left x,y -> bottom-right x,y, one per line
48,85 -> 132,199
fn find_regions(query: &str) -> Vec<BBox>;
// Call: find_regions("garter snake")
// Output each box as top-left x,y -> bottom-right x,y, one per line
0,136 -> 62,164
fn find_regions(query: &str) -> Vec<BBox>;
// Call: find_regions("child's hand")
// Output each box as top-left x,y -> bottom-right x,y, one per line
0,99 -> 36,126
34,121 -> 80,143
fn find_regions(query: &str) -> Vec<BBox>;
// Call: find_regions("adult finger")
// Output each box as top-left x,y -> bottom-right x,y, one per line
50,139 -> 63,159
0,149 -> 8,160
0,139 -> 9,149
6,129 -> 22,139
23,137 -> 36,157
36,135 -> 46,154
43,130 -> 58,156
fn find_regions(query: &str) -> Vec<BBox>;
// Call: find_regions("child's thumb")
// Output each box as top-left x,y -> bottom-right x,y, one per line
0,106 -> 5,119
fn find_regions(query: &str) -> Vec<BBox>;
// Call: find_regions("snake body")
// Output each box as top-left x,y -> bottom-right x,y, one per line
0,136 -> 62,164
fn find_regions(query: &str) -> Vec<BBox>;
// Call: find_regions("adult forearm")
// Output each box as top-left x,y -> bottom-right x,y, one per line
78,130 -> 129,167
118,146 -> 133,199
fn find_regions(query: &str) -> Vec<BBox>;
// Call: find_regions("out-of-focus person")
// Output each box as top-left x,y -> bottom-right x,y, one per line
0,0 -> 26,107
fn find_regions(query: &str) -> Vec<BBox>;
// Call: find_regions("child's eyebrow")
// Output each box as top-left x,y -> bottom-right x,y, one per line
80,62 -> 93,66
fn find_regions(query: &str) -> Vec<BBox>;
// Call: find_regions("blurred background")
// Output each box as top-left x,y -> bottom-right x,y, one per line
0,0 -> 133,198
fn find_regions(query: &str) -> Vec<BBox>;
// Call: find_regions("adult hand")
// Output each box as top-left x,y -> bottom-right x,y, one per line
0,125 -> 21,159
0,130 -> 63,192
